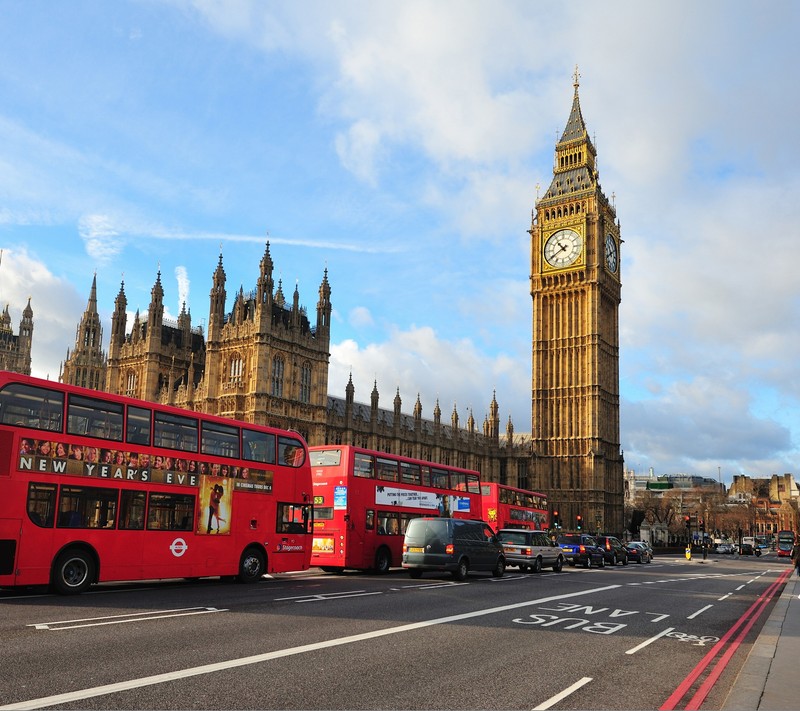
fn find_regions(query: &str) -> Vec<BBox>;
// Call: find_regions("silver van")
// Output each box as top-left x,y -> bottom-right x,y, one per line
401,517 -> 505,581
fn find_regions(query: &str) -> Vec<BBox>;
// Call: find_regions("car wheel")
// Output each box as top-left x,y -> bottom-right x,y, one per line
583,557 -> 591,569
452,558 -> 469,581
492,557 -> 505,578
622,555 -> 628,566
611,554 -> 617,566
552,556 -> 563,572
531,557 -> 542,573
597,557 -> 605,568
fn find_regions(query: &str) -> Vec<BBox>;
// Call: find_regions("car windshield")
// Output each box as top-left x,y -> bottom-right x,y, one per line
558,535 -> 581,545
498,531 -> 527,545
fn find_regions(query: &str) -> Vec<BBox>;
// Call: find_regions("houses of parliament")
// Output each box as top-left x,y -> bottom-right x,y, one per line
6,76 -> 626,534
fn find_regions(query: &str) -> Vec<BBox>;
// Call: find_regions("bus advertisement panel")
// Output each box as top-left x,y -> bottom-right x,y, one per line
777,530 -> 795,558
480,482 -> 548,531
309,445 -> 481,573
0,372 -> 313,594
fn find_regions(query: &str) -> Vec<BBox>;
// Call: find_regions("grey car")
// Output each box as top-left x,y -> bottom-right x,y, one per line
497,529 -> 564,573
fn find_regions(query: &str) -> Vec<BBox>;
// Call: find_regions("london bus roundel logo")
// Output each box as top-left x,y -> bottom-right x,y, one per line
170,537 -> 188,557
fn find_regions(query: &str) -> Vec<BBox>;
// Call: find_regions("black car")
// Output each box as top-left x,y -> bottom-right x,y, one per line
625,541 -> 652,563
557,534 -> 605,568
595,535 -> 629,566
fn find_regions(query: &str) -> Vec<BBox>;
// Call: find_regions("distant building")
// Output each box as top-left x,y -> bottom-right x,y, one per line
61,274 -> 106,390
0,295 -> 33,375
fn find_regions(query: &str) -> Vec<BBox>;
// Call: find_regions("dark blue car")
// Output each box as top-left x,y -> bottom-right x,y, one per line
557,534 -> 605,568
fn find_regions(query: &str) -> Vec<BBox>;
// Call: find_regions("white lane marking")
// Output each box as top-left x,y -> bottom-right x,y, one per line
29,607 -> 227,631
687,604 -> 713,619
625,627 -> 675,655
1,584 -> 622,710
532,676 -> 593,710
718,593 -> 732,601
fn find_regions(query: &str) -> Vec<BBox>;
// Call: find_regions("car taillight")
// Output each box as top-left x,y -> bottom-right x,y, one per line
523,547 -> 532,556
402,544 -> 408,553
605,542 -> 611,550
445,544 -> 454,554
579,545 -> 586,553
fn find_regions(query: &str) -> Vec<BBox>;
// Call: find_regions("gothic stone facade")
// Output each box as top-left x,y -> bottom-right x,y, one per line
61,77 -> 625,531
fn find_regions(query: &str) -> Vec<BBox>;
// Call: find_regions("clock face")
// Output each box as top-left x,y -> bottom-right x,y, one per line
605,234 -> 618,273
543,229 -> 582,268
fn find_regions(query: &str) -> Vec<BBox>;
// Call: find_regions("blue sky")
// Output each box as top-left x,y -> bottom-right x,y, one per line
1,1 -> 798,486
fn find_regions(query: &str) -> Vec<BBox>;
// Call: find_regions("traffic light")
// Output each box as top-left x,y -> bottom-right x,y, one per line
576,514 -> 583,531
552,510 -> 560,528
699,518 -> 705,533
684,515 -> 690,527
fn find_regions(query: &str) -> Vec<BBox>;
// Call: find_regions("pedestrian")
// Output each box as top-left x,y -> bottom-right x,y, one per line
791,540 -> 800,578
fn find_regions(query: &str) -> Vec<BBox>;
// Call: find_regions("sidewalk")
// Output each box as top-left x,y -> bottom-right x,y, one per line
722,572 -> 799,710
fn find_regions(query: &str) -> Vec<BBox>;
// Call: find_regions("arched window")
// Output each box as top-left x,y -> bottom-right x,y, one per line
229,354 -> 243,383
271,356 -> 284,397
125,371 -> 137,398
300,362 -> 312,404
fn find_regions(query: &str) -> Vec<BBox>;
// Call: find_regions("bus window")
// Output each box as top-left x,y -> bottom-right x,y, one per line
450,472 -> 467,492
378,512 -> 401,535
27,482 -> 56,527
376,457 -> 398,482
126,406 -> 151,446
201,420 -> 240,458
67,394 -> 124,441
314,507 -> 334,521
354,452 -> 373,478
0,382 -> 63,432
431,468 -> 449,489
278,436 -> 306,467
465,474 -> 480,494
366,509 -> 375,530
242,428 -> 276,464
153,412 -> 198,452
57,485 -> 119,529
277,502 -> 311,534
146,492 -> 195,531
119,490 -> 146,529
310,448 -> 341,467
400,461 -> 421,484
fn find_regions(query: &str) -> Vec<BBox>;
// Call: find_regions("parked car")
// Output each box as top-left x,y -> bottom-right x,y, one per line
556,534 -> 605,568
401,517 -> 506,580
497,529 -> 564,573
715,542 -> 735,554
595,535 -> 629,566
625,541 -> 652,563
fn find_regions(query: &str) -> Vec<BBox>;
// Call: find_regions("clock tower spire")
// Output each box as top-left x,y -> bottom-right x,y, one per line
529,69 -> 624,535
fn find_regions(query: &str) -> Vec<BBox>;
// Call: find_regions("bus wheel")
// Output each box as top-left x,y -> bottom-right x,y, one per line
52,548 -> 94,595
373,547 -> 391,574
238,547 -> 266,583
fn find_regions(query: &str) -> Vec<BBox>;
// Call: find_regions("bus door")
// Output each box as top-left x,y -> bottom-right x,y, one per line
0,518 -> 21,584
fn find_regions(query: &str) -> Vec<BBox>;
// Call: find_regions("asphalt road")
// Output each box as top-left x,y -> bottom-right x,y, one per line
0,551 -> 792,710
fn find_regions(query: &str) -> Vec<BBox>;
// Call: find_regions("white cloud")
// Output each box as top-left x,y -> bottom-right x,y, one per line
78,214 -> 124,263
175,266 -> 190,312
330,325 -> 530,429
348,305 -> 374,328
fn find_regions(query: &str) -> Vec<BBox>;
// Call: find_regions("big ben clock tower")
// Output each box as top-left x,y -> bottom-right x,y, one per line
529,68 -> 624,535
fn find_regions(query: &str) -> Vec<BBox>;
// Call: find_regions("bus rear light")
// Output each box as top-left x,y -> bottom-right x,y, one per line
445,544 -> 454,554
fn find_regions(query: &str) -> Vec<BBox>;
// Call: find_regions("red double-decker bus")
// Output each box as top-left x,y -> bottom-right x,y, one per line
309,445 -> 482,573
480,482 -> 548,531
0,371 -> 313,594
777,530 -> 795,558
